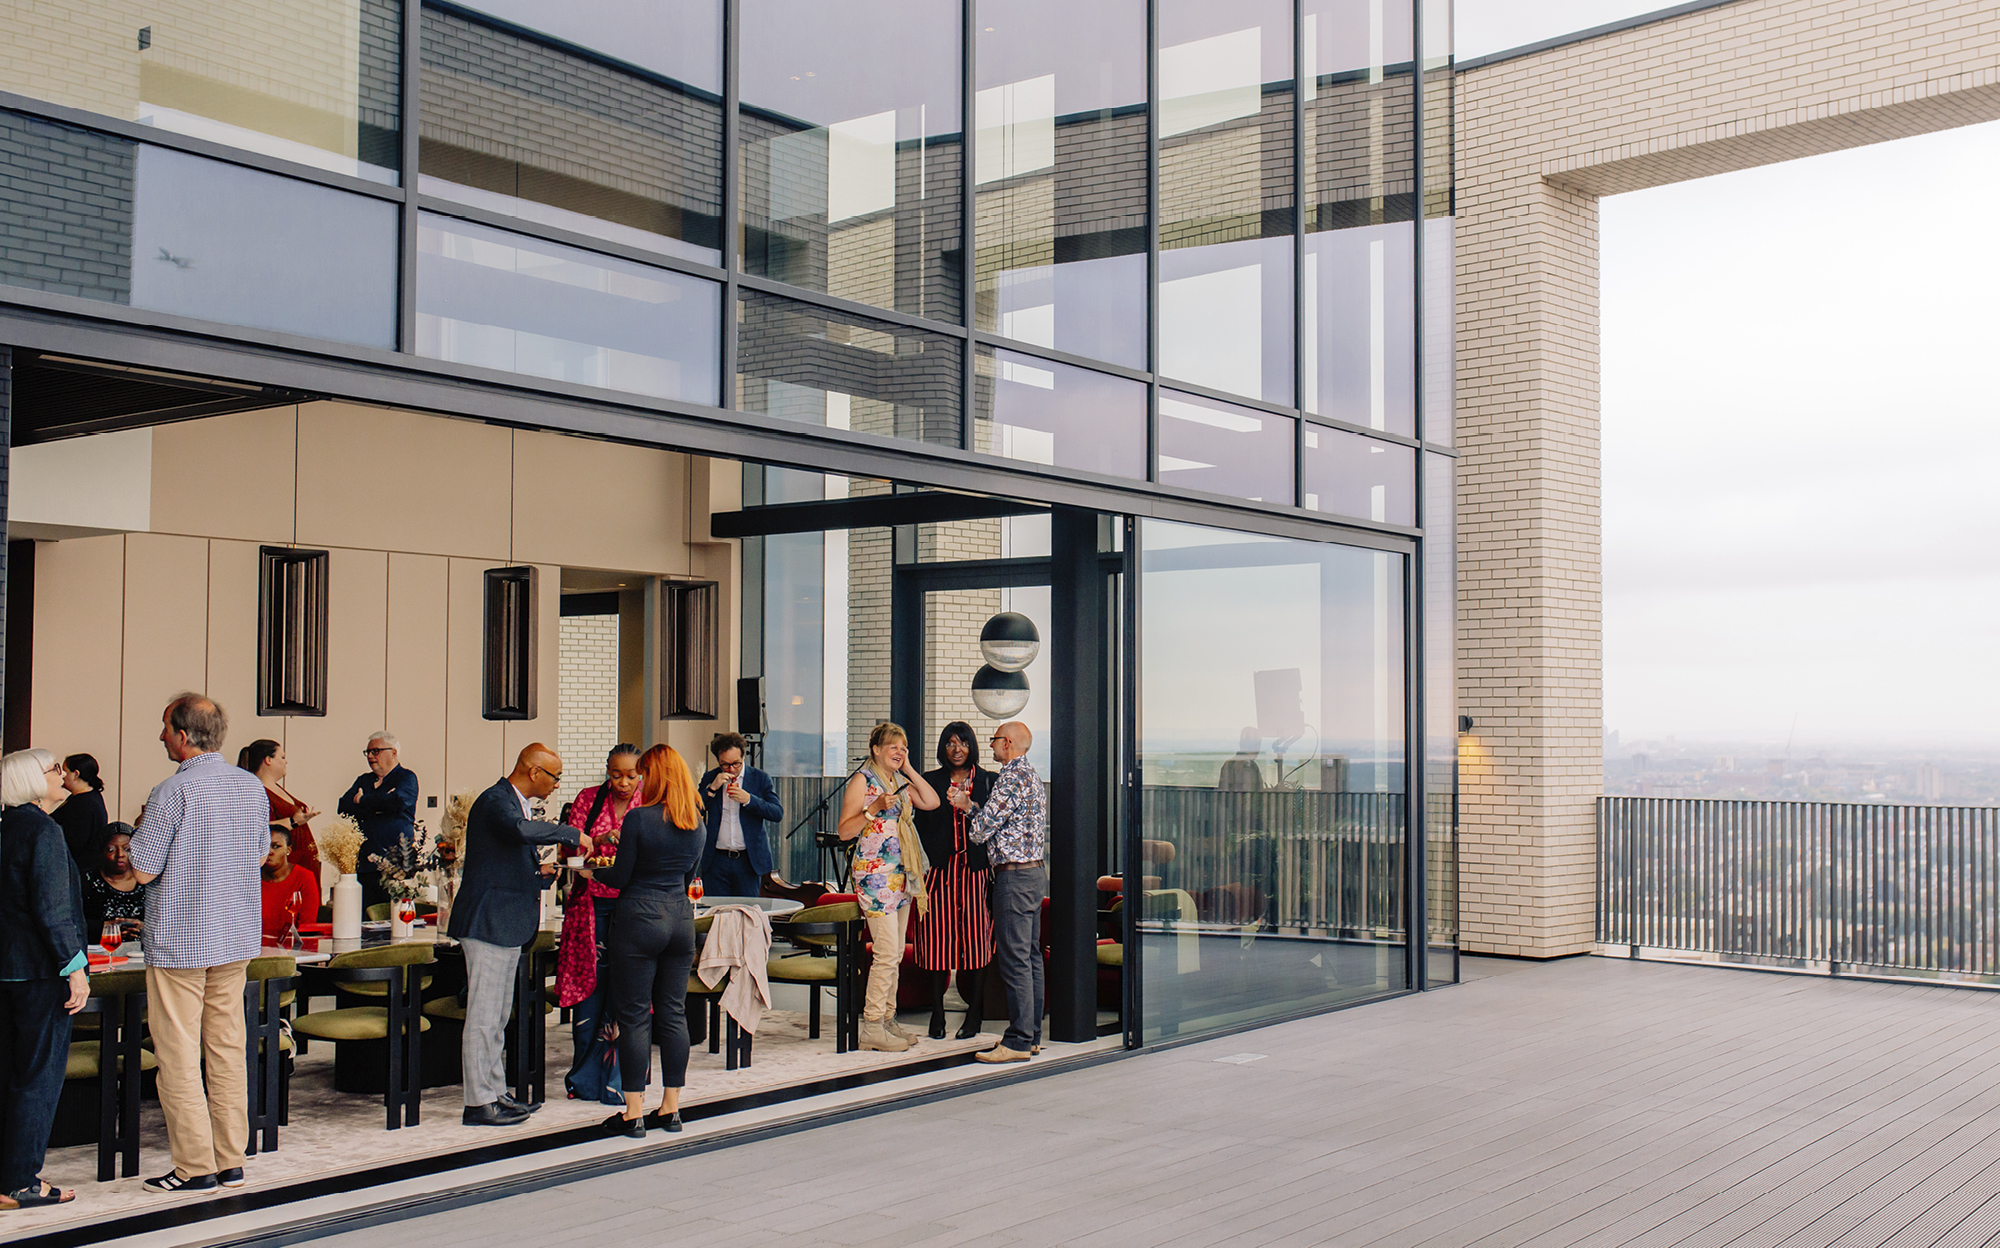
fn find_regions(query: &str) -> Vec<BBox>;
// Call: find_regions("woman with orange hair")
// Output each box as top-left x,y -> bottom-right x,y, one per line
595,743 -> 705,1136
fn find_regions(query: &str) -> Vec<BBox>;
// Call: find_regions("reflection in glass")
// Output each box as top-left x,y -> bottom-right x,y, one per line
1157,390 -> 1295,505
1304,222 -> 1413,435
0,1 -> 401,183
736,289 -> 962,447
1139,518 -> 1407,1041
738,0 -> 962,321
1422,216 -> 1454,445
974,0 -> 1147,368
972,347 -> 1146,480
416,214 -> 721,402
443,0 -> 723,91
419,4 -> 723,265
1303,424 -> 1414,525
1421,0 -> 1454,220
1304,0 -> 1414,228
1157,0 -> 1294,403
131,146 -> 398,346
1422,451 -> 1456,985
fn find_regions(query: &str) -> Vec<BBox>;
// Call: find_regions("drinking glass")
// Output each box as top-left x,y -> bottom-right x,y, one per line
688,876 -> 705,903
99,920 -> 123,954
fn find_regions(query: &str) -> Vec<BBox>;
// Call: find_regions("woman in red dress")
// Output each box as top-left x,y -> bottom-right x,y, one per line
913,722 -> 995,1039
238,739 -> 322,885
556,744 -> 642,1103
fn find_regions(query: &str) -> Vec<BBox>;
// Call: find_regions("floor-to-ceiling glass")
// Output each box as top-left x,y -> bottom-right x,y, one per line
1139,518 -> 1408,1039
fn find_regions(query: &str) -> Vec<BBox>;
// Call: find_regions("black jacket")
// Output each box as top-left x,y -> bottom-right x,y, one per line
337,765 -> 420,863
598,804 -> 703,900
53,787 -> 108,870
0,804 -> 88,981
914,766 -> 995,874
445,779 -> 578,948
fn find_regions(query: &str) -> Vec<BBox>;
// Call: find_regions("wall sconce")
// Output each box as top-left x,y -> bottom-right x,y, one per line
1458,715 -> 1475,733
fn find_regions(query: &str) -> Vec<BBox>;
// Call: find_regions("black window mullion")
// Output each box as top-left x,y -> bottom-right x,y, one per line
722,0 -> 742,409
397,0 -> 421,354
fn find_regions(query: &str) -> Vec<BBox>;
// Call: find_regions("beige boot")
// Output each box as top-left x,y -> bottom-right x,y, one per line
886,1016 -> 918,1043
859,1019 -> 911,1053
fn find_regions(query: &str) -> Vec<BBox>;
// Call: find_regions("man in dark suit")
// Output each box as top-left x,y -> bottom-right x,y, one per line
696,732 -> 783,899
336,731 -> 420,909
446,743 -> 586,1126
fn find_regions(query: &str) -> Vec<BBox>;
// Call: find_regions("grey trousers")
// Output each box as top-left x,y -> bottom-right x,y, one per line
459,937 -> 520,1108
991,865 -> 1046,1054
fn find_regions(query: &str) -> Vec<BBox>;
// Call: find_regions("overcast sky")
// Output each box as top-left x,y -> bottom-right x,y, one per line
1458,3 -> 2000,752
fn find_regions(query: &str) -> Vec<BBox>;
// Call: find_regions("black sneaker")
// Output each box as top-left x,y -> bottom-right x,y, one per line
144,1170 -> 218,1194
218,1168 -> 245,1188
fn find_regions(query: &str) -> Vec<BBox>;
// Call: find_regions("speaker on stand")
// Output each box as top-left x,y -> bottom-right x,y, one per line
736,676 -> 766,770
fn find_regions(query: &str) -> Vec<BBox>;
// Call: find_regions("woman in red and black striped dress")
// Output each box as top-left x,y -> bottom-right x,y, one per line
914,722 -> 995,1040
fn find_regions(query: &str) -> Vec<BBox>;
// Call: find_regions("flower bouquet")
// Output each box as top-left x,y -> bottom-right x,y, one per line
368,819 -> 441,902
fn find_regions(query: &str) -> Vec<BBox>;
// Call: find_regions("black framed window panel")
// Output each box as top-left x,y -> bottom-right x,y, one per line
258,547 -> 330,717
1421,450 -> 1457,984
0,1 -> 403,185
663,580 -> 721,719
1418,0 -> 1454,447
973,0 -> 1150,372
736,0 -> 963,324
418,1 -> 724,265
1155,0 -> 1295,407
483,565 -> 538,720
1302,0 -> 1416,440
736,287 -> 963,447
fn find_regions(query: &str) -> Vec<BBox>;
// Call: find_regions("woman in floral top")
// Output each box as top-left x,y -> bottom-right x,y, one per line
556,745 -> 642,1103
837,722 -> 941,1053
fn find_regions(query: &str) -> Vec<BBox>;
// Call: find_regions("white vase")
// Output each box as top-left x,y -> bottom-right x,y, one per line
332,874 -> 363,939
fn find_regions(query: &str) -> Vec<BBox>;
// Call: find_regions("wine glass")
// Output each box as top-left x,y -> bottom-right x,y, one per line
99,920 -> 122,955
395,898 -> 417,928
687,876 -> 705,903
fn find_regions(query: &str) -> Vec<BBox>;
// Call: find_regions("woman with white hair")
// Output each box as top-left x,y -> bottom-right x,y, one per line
0,748 -> 89,1209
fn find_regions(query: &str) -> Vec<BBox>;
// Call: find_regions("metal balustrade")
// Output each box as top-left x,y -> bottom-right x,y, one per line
1598,796 -> 2000,985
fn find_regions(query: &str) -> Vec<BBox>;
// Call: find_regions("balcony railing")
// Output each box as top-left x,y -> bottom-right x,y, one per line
1598,796 -> 2000,985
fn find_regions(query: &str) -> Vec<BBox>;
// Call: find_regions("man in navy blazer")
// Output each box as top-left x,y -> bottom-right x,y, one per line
695,732 -> 783,899
447,743 -> 586,1126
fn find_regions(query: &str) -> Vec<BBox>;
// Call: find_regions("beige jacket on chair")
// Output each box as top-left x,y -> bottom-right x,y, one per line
697,904 -> 773,1033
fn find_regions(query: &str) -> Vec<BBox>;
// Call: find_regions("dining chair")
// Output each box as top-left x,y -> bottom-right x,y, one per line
289,945 -> 434,1129
242,954 -> 296,1155
767,899 -> 862,1053
67,969 -> 148,1181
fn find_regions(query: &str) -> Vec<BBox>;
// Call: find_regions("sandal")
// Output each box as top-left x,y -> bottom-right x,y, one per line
8,1182 -> 74,1207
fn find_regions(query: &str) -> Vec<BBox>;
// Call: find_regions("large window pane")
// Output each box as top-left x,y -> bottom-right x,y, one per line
1,1 -> 400,183
1305,0 -> 1415,227
736,289 -> 962,447
739,0 -> 962,321
974,0 -> 1148,368
1303,424 -> 1415,525
1304,222 -> 1414,434
1158,390 -> 1295,505
420,3 -> 724,265
0,115 -> 396,347
1422,451 -> 1456,985
1157,0 -> 1294,403
972,347 -> 1147,480
1139,519 -> 1407,1041
1422,215 -> 1454,445
417,214 -> 721,403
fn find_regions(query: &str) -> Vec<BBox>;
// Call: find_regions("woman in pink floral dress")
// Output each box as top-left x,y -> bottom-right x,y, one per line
556,744 -> 641,1102
837,722 -> 940,1053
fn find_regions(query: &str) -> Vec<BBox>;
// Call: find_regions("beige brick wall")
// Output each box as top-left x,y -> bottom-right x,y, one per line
1455,0 -> 2000,956
556,613 -> 620,814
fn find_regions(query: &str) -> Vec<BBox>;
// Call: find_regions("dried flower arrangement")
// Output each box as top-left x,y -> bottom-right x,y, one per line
437,793 -> 475,871
317,815 -> 366,876
368,819 -> 441,901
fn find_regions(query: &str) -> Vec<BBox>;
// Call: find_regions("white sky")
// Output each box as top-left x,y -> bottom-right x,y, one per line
1458,3 -> 2000,751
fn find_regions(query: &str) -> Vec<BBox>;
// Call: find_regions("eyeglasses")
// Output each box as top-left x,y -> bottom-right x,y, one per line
362,747 -> 394,757
43,763 -> 64,776
531,763 -> 563,783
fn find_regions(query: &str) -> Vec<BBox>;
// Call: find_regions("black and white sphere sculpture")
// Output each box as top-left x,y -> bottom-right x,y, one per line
970,664 -> 1030,718
978,611 -> 1040,673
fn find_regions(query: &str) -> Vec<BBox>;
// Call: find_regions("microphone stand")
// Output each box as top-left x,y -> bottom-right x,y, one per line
786,759 -> 866,884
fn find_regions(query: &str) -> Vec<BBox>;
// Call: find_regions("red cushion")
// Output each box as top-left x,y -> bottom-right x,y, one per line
816,892 -> 858,907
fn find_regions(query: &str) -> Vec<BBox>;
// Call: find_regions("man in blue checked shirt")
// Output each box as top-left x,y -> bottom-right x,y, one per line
966,721 -> 1046,1063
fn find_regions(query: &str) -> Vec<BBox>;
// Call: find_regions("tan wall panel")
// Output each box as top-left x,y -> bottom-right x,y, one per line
284,548 -> 388,818
205,540 -> 293,760
500,563 -> 563,786
151,407 -> 297,543
30,536 -> 128,817
385,553 -> 450,832
510,431 -> 688,575
295,403 -> 511,560
444,559 -> 507,803
118,534 -> 210,823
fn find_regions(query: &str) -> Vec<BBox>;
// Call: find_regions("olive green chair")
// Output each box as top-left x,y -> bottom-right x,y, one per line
767,900 -> 861,1052
244,955 -> 296,1155
290,944 -> 434,1129
64,968 -> 150,1180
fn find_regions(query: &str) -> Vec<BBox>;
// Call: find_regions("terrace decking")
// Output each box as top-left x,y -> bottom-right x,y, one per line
305,956 -> 2000,1248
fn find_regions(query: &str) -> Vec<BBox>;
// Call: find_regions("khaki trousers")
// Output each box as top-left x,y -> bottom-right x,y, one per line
146,960 -> 250,1179
862,908 -> 908,1023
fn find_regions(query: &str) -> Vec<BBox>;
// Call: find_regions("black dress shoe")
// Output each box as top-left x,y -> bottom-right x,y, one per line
646,1111 -> 684,1133
955,1021 -> 984,1040
498,1093 -> 542,1114
602,1112 -> 646,1139
928,1015 -> 948,1040
462,1102 -> 532,1126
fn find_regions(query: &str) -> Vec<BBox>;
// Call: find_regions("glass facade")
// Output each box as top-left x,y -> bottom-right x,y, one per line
974,0 -> 1149,368
1139,518 -> 1408,1039
0,0 -> 1461,1037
